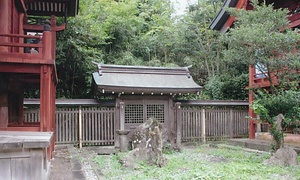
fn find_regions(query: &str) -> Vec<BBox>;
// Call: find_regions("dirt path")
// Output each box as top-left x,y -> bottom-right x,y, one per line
49,145 -> 105,180
49,146 -> 73,180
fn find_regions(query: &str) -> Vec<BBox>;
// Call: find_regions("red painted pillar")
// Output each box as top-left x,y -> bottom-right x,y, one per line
41,26 -> 56,159
249,65 -> 256,139
40,29 -> 52,132
40,65 -> 52,132
0,0 -> 9,52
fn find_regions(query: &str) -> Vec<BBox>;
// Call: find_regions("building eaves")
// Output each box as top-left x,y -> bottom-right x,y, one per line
209,0 -> 239,32
16,0 -> 79,17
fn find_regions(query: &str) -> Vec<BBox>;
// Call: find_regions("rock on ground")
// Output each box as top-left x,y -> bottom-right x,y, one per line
121,118 -> 167,168
264,146 -> 298,166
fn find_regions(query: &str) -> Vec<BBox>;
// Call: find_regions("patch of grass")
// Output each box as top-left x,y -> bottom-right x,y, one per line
93,144 -> 300,180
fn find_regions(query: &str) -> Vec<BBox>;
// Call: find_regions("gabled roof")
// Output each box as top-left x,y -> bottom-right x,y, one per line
15,0 -> 79,17
92,64 -> 202,95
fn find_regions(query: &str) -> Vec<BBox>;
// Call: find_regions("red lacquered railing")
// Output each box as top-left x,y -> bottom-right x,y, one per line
0,31 -> 53,64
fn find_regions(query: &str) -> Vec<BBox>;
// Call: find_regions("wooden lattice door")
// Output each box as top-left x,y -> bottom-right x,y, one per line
123,99 -> 168,129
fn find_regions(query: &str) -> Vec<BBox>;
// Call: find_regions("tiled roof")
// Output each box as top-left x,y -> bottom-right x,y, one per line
92,64 -> 202,95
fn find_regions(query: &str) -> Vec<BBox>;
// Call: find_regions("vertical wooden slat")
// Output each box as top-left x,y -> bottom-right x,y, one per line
56,111 -> 59,142
69,108 -> 72,142
92,108 -> 95,144
101,108 -> 104,145
175,102 -> 181,146
105,109 -> 108,145
79,106 -> 82,149
201,108 -> 206,142
111,110 -> 114,144
96,109 -> 99,145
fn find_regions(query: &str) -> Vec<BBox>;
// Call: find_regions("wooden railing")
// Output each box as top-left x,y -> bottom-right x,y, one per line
0,31 -> 53,64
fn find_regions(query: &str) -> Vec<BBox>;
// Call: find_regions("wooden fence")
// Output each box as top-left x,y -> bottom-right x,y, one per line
24,101 -> 249,145
181,107 -> 248,142
24,106 -> 115,146
24,108 -> 40,123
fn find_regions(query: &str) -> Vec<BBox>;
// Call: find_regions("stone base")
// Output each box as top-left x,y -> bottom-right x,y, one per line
116,130 -> 130,152
255,132 -> 300,146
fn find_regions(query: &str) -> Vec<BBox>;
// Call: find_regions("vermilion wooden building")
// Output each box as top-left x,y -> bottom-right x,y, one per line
210,0 -> 300,139
0,1 -> 78,178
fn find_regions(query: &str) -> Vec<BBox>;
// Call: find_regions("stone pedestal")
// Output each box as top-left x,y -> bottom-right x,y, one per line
0,131 -> 53,180
116,130 -> 130,152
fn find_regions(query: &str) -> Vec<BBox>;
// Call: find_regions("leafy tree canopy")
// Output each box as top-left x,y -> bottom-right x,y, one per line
223,0 -> 300,149
53,0 -> 250,100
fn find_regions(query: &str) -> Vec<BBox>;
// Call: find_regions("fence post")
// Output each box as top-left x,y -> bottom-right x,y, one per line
78,106 -> 82,149
175,102 -> 181,147
201,108 -> 206,142
230,108 -> 233,138
119,102 -> 125,130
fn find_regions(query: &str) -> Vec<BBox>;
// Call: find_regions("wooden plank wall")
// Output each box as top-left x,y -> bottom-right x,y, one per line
181,107 -> 249,142
24,105 -> 248,145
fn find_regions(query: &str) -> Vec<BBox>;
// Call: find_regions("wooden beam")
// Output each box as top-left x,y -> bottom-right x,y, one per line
0,42 -> 42,48
289,18 -> 300,28
0,127 -> 40,131
0,63 -> 40,74
0,52 -> 45,62
220,0 -> 247,32
0,33 -> 41,39
23,24 -> 66,32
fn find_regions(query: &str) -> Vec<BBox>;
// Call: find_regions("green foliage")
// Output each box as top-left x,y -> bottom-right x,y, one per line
54,0 -> 251,100
93,145 -> 300,179
56,17 -> 101,98
252,89 -> 300,121
175,0 -> 225,82
253,89 -> 300,122
223,0 -> 300,92
55,0 -> 175,98
222,0 -> 300,147
204,73 -> 249,100
252,89 -> 300,149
